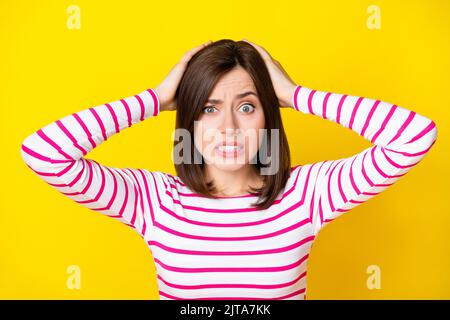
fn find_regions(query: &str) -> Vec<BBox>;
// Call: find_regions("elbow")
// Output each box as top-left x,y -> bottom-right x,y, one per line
20,133 -> 40,169
427,120 -> 438,149
431,120 -> 438,139
20,136 -> 34,167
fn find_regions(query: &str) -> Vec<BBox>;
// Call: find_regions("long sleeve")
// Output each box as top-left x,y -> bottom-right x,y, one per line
291,85 -> 438,236
20,88 -> 166,239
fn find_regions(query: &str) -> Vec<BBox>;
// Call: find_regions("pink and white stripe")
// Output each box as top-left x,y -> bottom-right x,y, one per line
292,85 -> 437,234
20,85 -> 437,300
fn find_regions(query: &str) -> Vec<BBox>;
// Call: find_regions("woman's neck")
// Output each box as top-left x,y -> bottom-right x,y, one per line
205,165 -> 264,197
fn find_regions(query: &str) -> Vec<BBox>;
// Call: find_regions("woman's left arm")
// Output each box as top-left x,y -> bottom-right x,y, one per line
242,39 -> 438,235
291,85 -> 438,235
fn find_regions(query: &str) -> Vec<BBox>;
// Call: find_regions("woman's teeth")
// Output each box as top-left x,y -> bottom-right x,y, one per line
217,145 -> 242,152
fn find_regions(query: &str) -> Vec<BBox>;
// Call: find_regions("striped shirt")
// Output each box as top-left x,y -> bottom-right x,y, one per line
20,85 -> 438,300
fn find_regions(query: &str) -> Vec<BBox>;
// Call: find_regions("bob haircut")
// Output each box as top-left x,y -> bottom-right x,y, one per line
173,39 -> 292,210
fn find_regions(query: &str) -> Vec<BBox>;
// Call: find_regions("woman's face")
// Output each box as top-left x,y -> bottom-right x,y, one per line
194,66 -> 266,172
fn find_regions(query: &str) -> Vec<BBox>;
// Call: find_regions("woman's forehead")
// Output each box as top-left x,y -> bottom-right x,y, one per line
210,68 -> 256,95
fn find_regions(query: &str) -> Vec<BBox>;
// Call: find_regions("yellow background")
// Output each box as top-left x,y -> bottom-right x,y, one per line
1,0 -> 449,299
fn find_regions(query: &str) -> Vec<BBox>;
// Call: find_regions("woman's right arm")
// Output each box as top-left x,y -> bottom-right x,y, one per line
20,88 -> 167,238
19,40 -> 213,238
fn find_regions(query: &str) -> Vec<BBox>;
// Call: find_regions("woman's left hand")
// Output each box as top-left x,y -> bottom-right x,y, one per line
242,39 -> 297,108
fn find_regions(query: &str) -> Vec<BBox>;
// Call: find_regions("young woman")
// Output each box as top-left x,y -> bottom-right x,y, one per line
20,39 -> 438,300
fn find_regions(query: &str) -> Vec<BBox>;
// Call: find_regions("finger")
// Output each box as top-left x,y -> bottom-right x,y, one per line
181,40 -> 213,64
243,39 -> 272,61
188,40 -> 213,57
192,40 -> 213,52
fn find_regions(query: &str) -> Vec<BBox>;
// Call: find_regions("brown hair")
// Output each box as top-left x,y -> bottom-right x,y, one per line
173,39 -> 292,210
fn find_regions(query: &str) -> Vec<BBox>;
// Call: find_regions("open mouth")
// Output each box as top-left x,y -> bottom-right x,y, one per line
215,143 -> 244,158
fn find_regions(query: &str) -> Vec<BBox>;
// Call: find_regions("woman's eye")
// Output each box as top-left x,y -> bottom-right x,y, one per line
202,104 -> 255,114
202,106 -> 216,113
239,103 -> 255,113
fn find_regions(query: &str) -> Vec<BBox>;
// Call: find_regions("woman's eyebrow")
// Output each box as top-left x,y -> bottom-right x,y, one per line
207,91 -> 258,104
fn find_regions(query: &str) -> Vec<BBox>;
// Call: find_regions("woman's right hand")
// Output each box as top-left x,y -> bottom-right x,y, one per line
154,40 -> 214,112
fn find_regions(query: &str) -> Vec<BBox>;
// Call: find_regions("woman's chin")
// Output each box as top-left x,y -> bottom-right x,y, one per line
206,156 -> 250,172
213,163 -> 246,172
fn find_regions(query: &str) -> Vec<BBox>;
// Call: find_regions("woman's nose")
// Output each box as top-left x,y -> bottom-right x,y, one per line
219,108 -> 239,133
